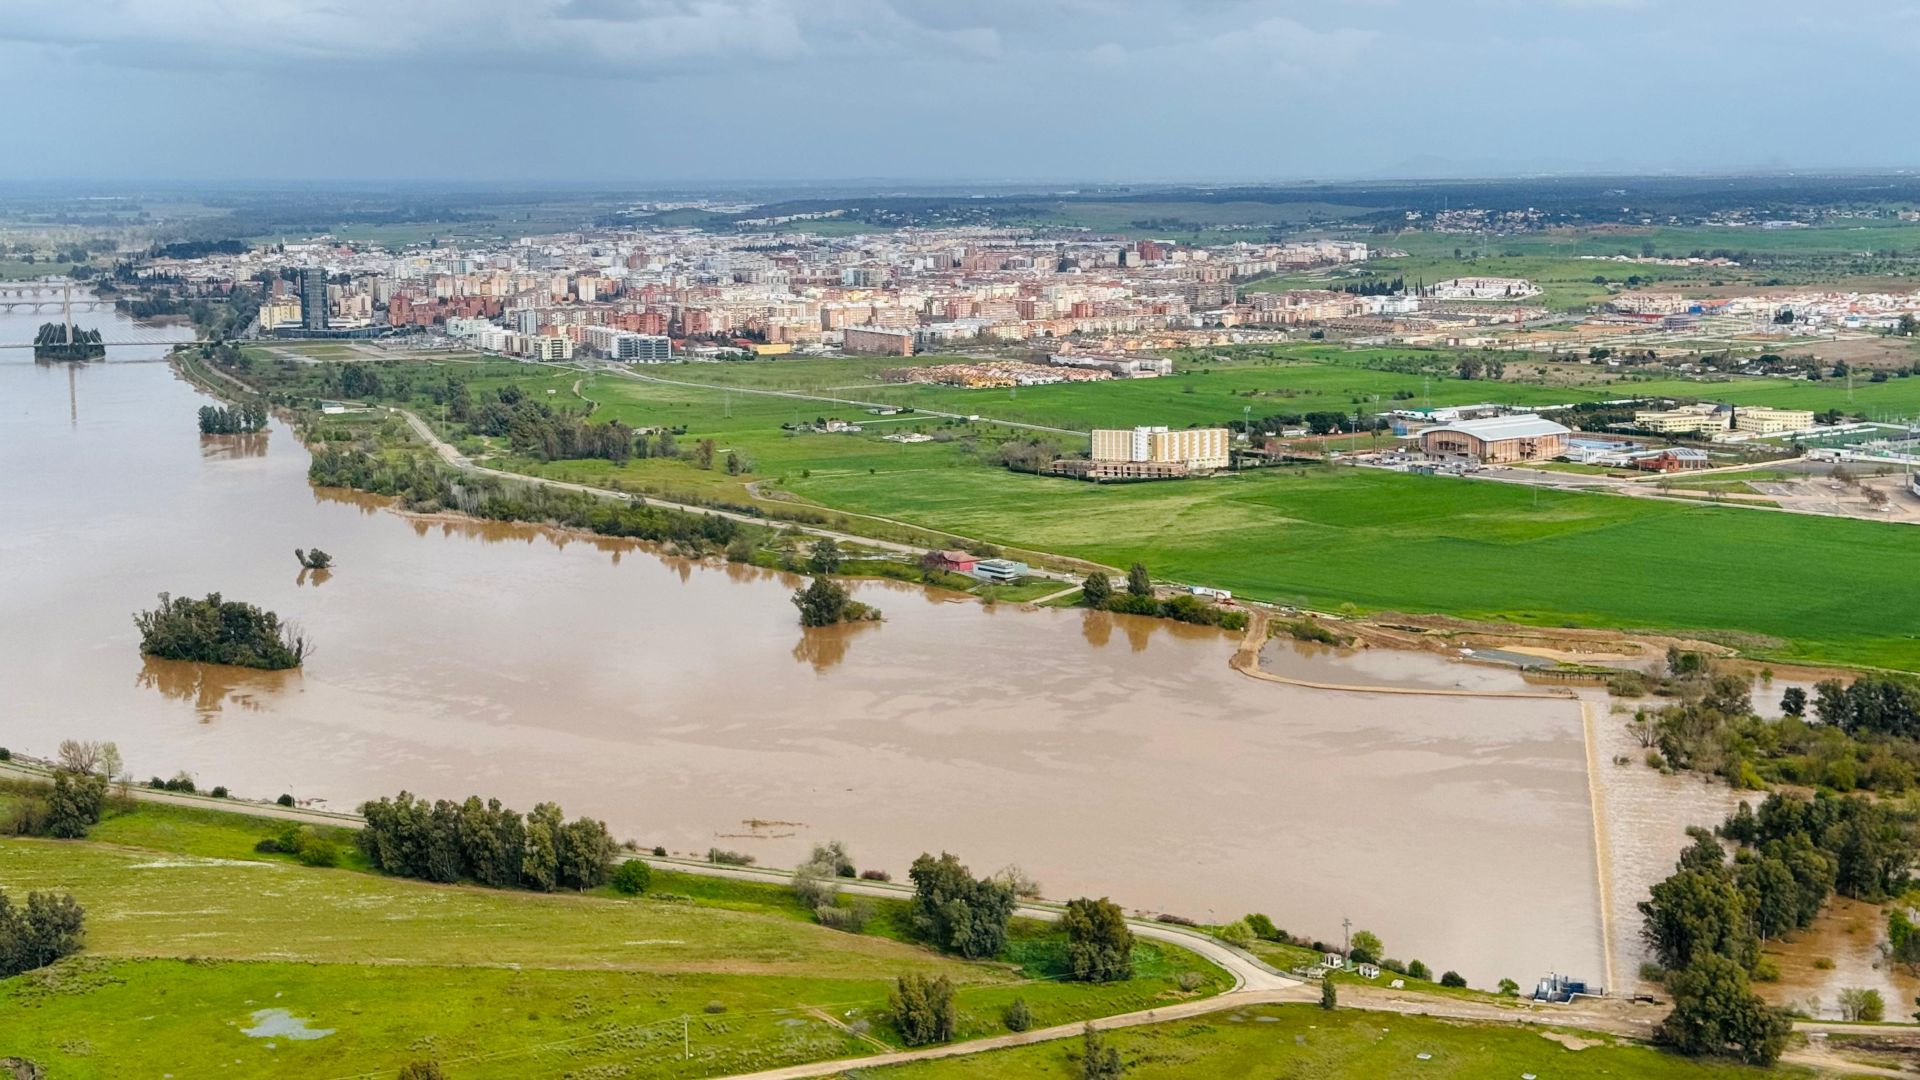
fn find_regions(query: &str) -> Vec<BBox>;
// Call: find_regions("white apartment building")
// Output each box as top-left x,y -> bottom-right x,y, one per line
532,335 -> 574,361
1091,426 -> 1230,471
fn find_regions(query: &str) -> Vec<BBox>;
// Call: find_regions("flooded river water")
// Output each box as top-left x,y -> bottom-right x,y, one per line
0,319 -> 1663,988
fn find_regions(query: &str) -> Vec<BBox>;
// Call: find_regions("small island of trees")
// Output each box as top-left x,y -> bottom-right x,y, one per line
792,575 -> 881,627
32,322 -> 104,361
198,401 -> 269,435
294,548 -> 333,570
133,592 -> 308,670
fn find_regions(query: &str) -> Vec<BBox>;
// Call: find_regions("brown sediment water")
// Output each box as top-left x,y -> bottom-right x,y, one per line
2,340 -> 1608,987
1764,897 -> 1918,1019
1582,690 -> 1749,992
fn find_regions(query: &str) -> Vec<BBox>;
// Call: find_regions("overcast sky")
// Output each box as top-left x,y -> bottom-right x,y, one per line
5,0 -> 1918,185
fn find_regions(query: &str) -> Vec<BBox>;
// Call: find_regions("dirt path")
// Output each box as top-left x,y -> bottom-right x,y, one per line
7,758 -> 1889,1076
717,988 -> 1313,1080
1580,699 -> 1620,995
389,407 -> 1095,585
1227,609 -> 1578,701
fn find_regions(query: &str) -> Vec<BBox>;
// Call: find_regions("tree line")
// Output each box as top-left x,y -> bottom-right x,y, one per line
455,383 -> 642,464
1081,563 -> 1247,631
1634,668 -> 1920,795
357,791 -> 618,893
198,401 -> 268,435
1638,791 -> 1917,1063
308,448 -> 750,556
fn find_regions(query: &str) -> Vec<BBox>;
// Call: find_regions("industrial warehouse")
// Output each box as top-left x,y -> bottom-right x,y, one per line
1416,414 -> 1572,464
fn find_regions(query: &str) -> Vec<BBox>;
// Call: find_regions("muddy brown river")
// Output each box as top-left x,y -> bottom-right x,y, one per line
1,334 -> 1640,987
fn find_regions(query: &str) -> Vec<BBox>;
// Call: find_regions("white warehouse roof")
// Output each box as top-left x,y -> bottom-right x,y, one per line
1421,414 -> 1571,441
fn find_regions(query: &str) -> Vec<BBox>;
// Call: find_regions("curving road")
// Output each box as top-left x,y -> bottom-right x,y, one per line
5,759 -> 1890,1077
389,406 -> 1091,582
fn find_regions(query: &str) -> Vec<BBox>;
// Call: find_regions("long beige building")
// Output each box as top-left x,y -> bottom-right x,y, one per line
1091,426 -> 1230,471
1633,403 -> 1815,436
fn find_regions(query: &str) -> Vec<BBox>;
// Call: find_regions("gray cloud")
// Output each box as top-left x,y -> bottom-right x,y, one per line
0,0 -> 1915,182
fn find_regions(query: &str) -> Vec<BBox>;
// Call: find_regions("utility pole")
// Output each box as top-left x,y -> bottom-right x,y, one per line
683,1015 -> 689,1061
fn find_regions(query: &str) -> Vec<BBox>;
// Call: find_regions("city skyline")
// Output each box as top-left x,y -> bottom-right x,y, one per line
4,0 -> 1920,183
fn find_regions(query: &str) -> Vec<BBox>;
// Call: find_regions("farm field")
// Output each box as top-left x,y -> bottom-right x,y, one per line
249,350 -> 1920,669
1626,373 -> 1920,419
869,1003 -> 1795,1080
1252,222 -> 1920,311
0,794 -> 1229,1080
781,465 -> 1920,671
625,350 -> 1589,433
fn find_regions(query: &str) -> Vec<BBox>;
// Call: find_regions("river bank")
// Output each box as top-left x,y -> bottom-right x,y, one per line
0,352 -> 1629,987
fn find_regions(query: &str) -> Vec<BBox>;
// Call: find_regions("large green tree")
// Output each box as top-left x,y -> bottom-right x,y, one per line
1638,867 -> 1757,972
0,887 -> 86,978
889,973 -> 956,1046
907,852 -> 1016,960
1656,955 -> 1791,1065
1081,571 -> 1112,608
1063,897 -> 1134,983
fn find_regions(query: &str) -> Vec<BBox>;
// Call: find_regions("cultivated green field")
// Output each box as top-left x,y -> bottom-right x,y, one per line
781,466 -> 1920,670
246,349 -> 1920,669
0,795 -> 1228,1079
1627,373 -> 1920,420
614,350 -> 1581,434
1250,222 -> 1920,311
869,1004 -> 1798,1080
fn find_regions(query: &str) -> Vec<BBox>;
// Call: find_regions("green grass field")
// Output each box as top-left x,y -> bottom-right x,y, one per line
0,794 -> 1228,1079
1247,221 -> 1920,311
781,465 -> 1920,670
237,350 -> 1920,669
629,350 -> 1584,434
868,1004 -> 1799,1079
1628,373 -> 1920,420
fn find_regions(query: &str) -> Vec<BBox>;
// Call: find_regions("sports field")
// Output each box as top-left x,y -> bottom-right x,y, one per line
0,795 -> 1226,1079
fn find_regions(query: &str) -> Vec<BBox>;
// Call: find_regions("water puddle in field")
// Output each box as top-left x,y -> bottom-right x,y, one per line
241,1008 -> 334,1040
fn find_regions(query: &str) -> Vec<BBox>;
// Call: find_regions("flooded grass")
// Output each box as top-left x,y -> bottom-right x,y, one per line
868,1003 -> 1795,1079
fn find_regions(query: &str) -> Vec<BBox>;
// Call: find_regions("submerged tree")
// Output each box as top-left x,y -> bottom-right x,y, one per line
294,548 -> 334,570
791,576 -> 879,627
132,592 -> 307,670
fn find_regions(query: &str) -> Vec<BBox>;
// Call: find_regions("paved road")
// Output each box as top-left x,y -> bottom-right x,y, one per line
1,756 -> 1282,993
638,858 -> 1295,995
8,759 -> 1892,1076
390,407 -> 1090,583
0,760 -> 359,822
